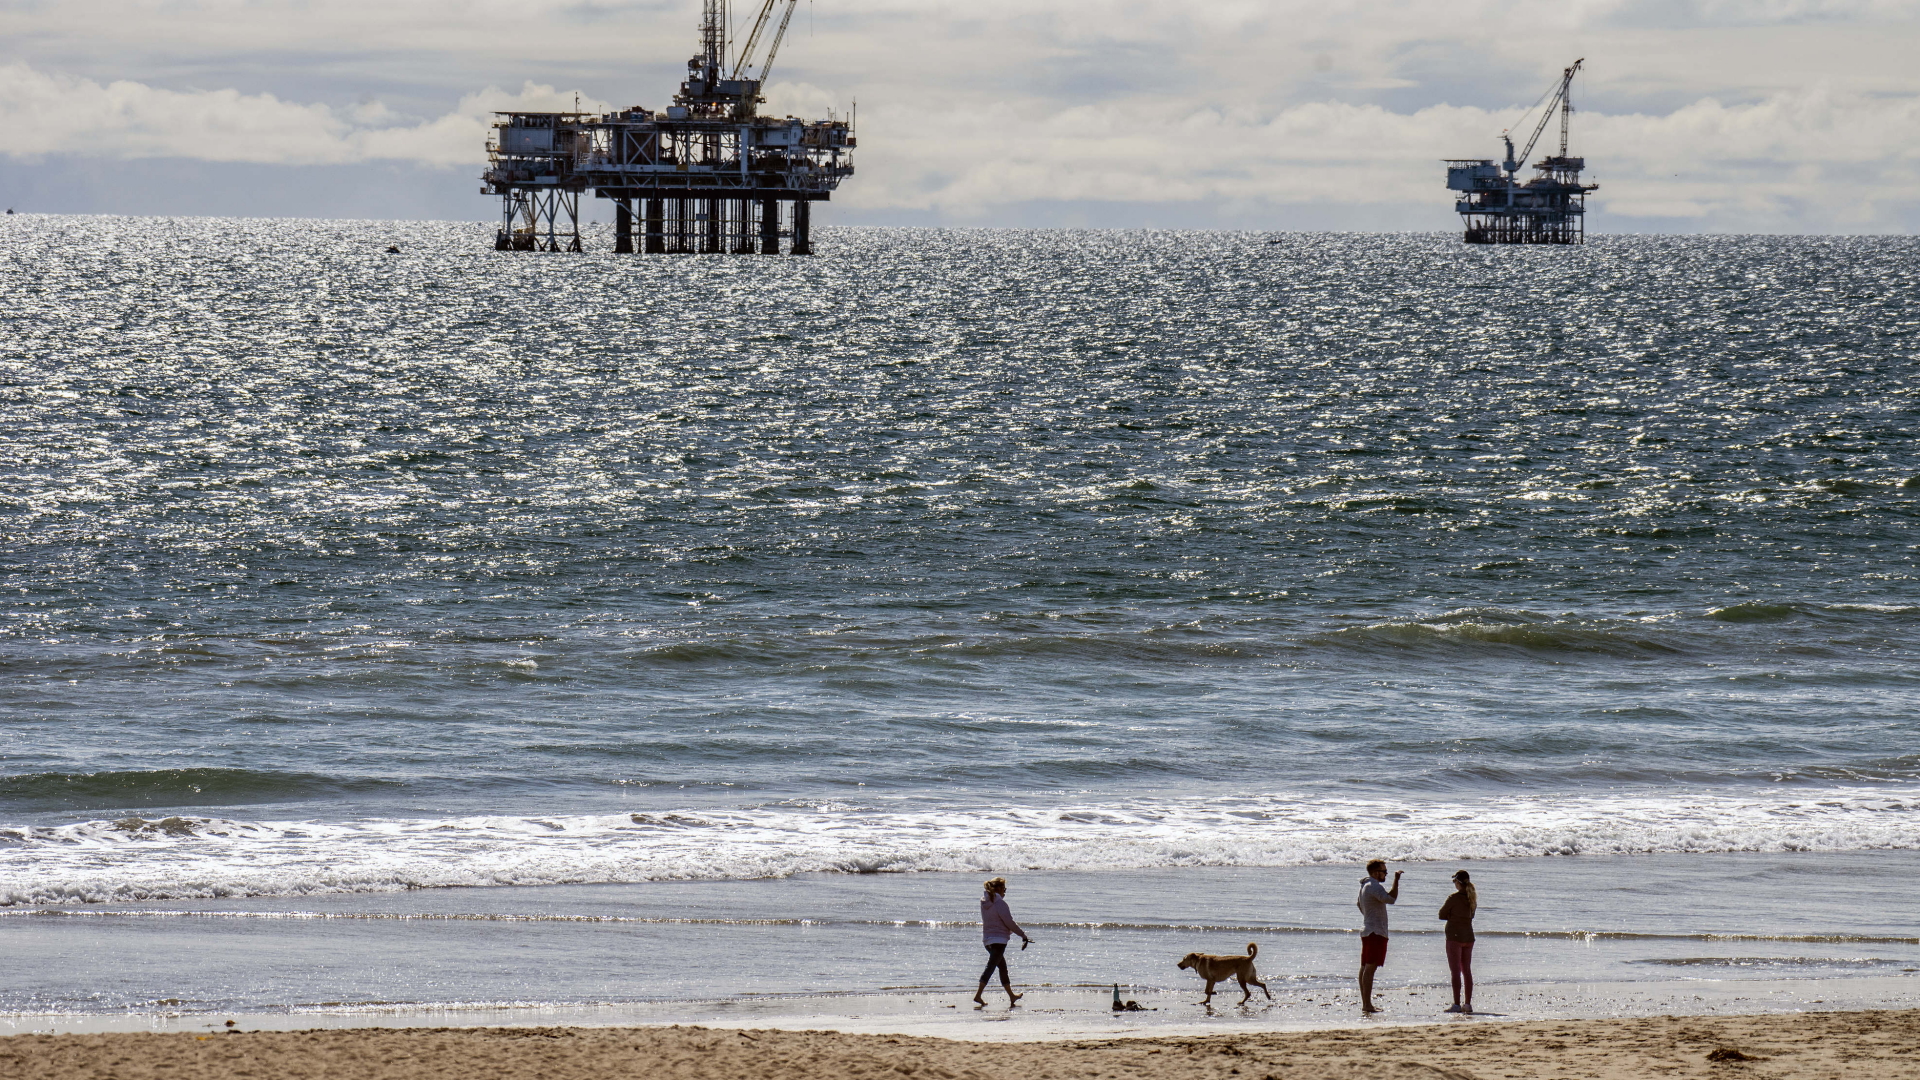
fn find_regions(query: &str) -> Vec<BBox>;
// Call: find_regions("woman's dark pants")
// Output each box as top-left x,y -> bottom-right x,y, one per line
980,942 -> 1010,986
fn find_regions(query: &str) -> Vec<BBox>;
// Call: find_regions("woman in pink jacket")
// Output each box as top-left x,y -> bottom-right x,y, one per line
974,876 -> 1032,1007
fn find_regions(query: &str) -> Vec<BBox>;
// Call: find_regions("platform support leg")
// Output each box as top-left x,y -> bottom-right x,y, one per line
614,200 -> 633,254
644,199 -> 664,254
760,199 -> 779,255
791,200 -> 812,256
730,200 -> 751,253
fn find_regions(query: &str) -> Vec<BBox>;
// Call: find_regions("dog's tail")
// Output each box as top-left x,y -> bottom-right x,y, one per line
1247,942 -> 1258,958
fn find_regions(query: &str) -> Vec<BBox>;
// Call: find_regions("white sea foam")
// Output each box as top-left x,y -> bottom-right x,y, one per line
3,787 -> 1916,906
1826,603 -> 1920,615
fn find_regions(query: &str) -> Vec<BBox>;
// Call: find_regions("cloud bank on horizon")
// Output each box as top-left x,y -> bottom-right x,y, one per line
0,0 -> 1915,231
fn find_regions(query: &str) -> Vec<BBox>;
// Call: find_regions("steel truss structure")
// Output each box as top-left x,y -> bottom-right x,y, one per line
1444,60 -> 1597,246
483,0 -> 853,255
500,187 -> 582,251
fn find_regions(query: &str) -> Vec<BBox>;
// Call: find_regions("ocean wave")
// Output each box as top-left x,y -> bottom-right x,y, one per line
1775,756 -> 1920,783
1629,957 -> 1914,969
908,633 -> 1263,662
1706,603 -> 1800,623
4,909 -> 1912,945
1,788 -> 1915,906
1302,599 -> 1920,660
630,629 -> 1270,666
1310,609 -> 1684,658
1825,603 -> 1920,616
0,768 -> 406,811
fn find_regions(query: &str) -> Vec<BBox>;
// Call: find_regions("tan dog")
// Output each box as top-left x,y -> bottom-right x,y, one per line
1176,942 -> 1271,1004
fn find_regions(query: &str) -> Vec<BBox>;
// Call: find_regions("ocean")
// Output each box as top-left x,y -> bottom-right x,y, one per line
1,215 -> 1916,1033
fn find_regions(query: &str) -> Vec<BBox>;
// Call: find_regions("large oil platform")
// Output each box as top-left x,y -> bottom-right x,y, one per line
1445,60 -> 1596,244
483,0 -> 854,254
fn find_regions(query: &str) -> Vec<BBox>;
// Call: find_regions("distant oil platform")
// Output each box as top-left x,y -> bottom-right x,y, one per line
1445,60 -> 1596,245
483,0 -> 856,254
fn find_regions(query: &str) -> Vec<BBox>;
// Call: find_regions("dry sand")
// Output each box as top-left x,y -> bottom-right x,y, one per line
3,1009 -> 1917,1080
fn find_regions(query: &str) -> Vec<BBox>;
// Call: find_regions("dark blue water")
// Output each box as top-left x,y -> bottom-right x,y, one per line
1,218 -> 1917,907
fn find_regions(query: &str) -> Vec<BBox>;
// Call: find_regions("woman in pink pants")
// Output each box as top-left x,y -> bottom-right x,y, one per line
1438,870 -> 1477,1013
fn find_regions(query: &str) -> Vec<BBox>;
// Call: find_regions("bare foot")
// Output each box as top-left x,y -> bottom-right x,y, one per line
973,995 -> 987,1008
1008,992 -> 1023,1006
1362,1004 -> 1380,1014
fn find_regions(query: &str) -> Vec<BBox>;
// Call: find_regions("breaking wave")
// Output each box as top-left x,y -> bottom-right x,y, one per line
1309,609 -> 1687,658
2,787 -> 1915,906
1630,957 -> 1916,970
0,769 -> 408,811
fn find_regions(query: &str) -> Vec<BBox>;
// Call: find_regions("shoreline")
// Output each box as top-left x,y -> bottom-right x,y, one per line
8,855 -> 1918,1025
5,971 -> 1917,1041
4,1008 -> 1918,1079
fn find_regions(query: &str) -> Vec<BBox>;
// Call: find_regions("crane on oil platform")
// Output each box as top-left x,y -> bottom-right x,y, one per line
728,0 -> 804,114
1444,59 -> 1597,245
677,0 -> 800,120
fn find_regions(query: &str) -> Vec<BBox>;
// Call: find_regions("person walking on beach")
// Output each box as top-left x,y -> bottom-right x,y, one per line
1439,869 -> 1477,1013
1356,859 -> 1400,1014
974,876 -> 1032,1007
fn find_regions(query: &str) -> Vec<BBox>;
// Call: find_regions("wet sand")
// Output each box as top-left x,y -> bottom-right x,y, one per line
4,1008 -> 1916,1080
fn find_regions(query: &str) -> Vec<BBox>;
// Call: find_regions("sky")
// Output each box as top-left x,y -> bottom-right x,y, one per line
1,0 -> 1917,232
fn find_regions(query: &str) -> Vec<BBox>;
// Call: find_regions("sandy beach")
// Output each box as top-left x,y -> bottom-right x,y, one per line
4,1009 -> 1917,1080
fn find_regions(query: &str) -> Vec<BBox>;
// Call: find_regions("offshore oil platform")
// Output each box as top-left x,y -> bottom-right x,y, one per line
482,0 -> 855,254
1445,60 -> 1596,244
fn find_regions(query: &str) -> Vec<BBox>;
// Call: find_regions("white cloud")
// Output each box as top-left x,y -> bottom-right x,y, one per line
0,63 -> 607,167
850,87 -> 1920,230
0,0 -> 1917,228
761,81 -> 844,123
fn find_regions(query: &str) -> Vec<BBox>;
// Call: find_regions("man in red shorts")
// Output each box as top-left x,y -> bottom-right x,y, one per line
1356,859 -> 1400,1013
